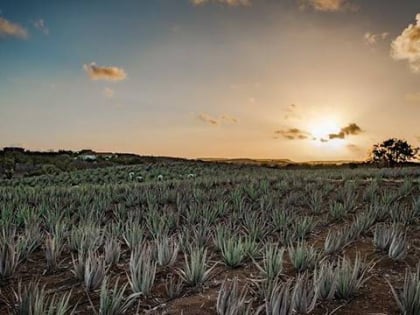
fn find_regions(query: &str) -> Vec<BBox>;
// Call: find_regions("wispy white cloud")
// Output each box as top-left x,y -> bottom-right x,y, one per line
32,19 -> 49,35
191,0 -> 251,6
0,17 -> 28,39
364,32 -> 389,45
103,87 -> 115,98
299,0 -> 358,12
391,13 -> 420,73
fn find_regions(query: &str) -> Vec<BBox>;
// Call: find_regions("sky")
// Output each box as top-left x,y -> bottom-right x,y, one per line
0,0 -> 419,161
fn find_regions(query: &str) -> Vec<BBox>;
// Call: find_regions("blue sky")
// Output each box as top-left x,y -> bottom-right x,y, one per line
1,0 -> 419,161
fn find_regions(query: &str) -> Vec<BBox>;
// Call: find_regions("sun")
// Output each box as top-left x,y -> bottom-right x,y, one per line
309,120 -> 340,141
308,118 -> 348,149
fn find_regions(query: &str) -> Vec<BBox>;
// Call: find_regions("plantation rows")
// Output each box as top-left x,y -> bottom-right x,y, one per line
0,163 -> 419,314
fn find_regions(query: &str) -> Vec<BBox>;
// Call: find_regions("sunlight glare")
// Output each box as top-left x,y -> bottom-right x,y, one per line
309,120 -> 340,140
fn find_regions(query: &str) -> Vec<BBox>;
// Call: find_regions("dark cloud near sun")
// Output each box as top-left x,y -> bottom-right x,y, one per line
83,63 -> 127,81
328,123 -> 363,139
0,17 -> 28,39
274,128 -> 310,140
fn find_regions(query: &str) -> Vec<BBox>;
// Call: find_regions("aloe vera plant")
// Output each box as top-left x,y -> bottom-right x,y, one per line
178,246 -> 216,286
388,264 -> 420,315
216,278 -> 250,315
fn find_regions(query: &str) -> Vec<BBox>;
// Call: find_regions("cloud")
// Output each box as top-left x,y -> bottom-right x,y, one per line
274,128 -> 310,140
191,0 -> 251,6
346,143 -> 362,152
405,92 -> 420,103
391,13 -> 420,72
0,17 -> 28,39
220,114 -> 238,123
198,113 -> 238,126
32,19 -> 49,35
298,0 -> 358,12
284,103 -> 302,121
364,32 -> 389,45
103,87 -> 115,98
328,123 -> 363,139
83,63 -> 127,81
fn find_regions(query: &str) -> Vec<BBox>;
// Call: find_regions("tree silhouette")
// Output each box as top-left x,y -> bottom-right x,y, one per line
371,138 -> 418,166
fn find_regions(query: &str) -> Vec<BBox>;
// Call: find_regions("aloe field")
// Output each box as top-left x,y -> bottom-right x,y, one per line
0,161 -> 420,314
